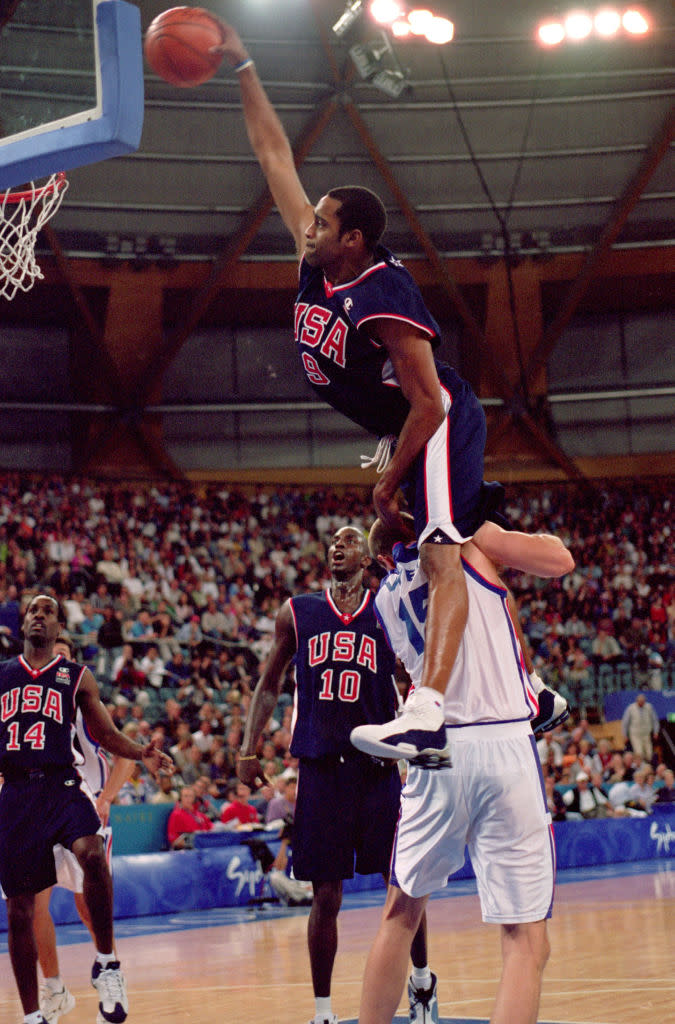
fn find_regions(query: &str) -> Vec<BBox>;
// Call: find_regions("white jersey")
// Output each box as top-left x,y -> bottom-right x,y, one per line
73,707 -> 110,796
374,542 -> 539,727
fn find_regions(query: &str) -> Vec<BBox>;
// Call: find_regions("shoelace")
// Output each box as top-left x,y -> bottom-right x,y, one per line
360,434 -> 395,473
98,967 -> 125,1005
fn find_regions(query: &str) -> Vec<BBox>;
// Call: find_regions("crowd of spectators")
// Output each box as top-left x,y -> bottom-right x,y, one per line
0,472 -> 671,835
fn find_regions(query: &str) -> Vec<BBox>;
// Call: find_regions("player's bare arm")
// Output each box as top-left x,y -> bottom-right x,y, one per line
370,318 -> 445,526
96,755 -> 134,826
76,669 -> 173,777
238,600 -> 297,787
473,520 -> 576,578
211,18 -> 313,256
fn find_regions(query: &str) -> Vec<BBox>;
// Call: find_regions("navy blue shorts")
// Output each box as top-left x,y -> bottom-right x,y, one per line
0,767 -> 102,897
292,753 -> 401,882
402,367 -> 487,545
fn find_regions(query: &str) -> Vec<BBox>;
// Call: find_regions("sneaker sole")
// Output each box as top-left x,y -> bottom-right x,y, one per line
532,706 -> 570,736
352,733 -> 451,764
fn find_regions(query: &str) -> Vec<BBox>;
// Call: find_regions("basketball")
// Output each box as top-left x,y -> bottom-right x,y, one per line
144,7 -> 224,87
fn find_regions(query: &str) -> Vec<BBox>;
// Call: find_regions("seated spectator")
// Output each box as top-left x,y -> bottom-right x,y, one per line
192,719 -> 216,756
625,765 -> 657,813
265,774 -> 297,825
591,627 -> 624,668
78,600 -> 103,661
544,773 -> 566,822
193,775 -> 220,820
113,645 -> 148,704
219,781 -> 260,828
167,785 -> 213,850
201,595 -> 230,640
140,642 -> 166,689
608,775 -> 635,813
164,648 -> 191,688
117,762 -> 155,805
151,773 -> 180,804
562,771 -> 614,818
180,742 -> 209,787
654,768 -> 675,804
169,723 -> 194,776
176,614 -> 203,654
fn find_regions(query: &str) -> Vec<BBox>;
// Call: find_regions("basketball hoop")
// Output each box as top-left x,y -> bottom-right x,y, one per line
0,171 -> 69,301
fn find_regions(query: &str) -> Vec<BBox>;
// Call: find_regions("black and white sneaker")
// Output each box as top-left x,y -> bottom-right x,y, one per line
351,691 -> 450,767
408,971 -> 439,1023
531,686 -> 569,736
91,960 -> 128,1024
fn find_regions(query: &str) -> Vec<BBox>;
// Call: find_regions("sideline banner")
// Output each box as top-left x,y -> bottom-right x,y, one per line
0,813 -> 672,932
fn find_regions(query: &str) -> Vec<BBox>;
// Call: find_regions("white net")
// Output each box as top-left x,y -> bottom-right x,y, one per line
0,173 -> 68,301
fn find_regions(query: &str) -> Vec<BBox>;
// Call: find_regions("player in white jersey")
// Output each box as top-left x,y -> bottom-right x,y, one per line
352,518 -> 574,1024
32,636 -> 133,1024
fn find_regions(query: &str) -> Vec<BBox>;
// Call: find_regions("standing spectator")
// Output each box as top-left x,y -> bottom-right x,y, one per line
97,604 -> 125,681
621,692 -> 660,761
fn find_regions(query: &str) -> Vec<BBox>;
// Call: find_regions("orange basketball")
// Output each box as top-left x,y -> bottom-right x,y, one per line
144,7 -> 224,87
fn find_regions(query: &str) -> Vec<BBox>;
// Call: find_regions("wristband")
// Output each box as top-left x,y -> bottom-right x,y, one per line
233,58 -> 254,73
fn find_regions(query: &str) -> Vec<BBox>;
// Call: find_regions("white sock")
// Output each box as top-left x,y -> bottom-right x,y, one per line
414,686 -> 441,705
529,671 -> 545,695
95,951 -> 117,968
43,976 -> 64,991
314,996 -> 332,1019
25,1013 -> 45,1024
411,964 -> 432,989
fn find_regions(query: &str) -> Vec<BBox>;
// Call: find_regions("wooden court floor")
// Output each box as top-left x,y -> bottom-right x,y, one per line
1,865 -> 672,1024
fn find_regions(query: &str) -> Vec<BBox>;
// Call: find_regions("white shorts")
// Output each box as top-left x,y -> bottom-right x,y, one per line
391,721 -> 555,924
53,824 -> 113,893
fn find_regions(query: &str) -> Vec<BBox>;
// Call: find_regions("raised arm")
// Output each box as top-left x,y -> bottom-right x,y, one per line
238,600 -> 298,787
213,19 -> 314,256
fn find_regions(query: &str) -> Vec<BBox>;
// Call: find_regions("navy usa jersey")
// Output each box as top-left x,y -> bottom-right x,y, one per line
296,245 -> 468,437
0,654 -> 82,772
288,589 -> 398,758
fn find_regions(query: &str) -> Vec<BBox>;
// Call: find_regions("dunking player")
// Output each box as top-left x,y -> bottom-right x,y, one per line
351,518 -> 574,1024
214,17 -> 511,764
0,595 -> 173,1024
237,527 -> 438,1024
32,634 -> 133,1024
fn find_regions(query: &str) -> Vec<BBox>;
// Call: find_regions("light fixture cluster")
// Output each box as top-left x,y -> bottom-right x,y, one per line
333,0 -> 454,45
537,7 -> 651,46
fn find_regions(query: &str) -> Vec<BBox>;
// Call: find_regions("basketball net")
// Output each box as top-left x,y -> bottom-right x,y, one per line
0,172 -> 68,301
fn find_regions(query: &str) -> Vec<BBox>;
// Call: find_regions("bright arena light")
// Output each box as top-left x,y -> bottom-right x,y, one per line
425,15 -> 454,44
565,11 -> 594,39
538,20 -> 566,45
407,8 -> 434,35
536,6 -> 654,47
369,0 -> 405,25
390,18 -> 411,37
594,8 -> 622,35
623,8 -> 650,33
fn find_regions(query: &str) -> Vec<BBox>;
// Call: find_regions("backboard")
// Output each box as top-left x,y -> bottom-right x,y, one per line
0,0 -> 144,189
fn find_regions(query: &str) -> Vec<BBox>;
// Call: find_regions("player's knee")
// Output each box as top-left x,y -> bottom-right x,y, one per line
312,881 -> 342,918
